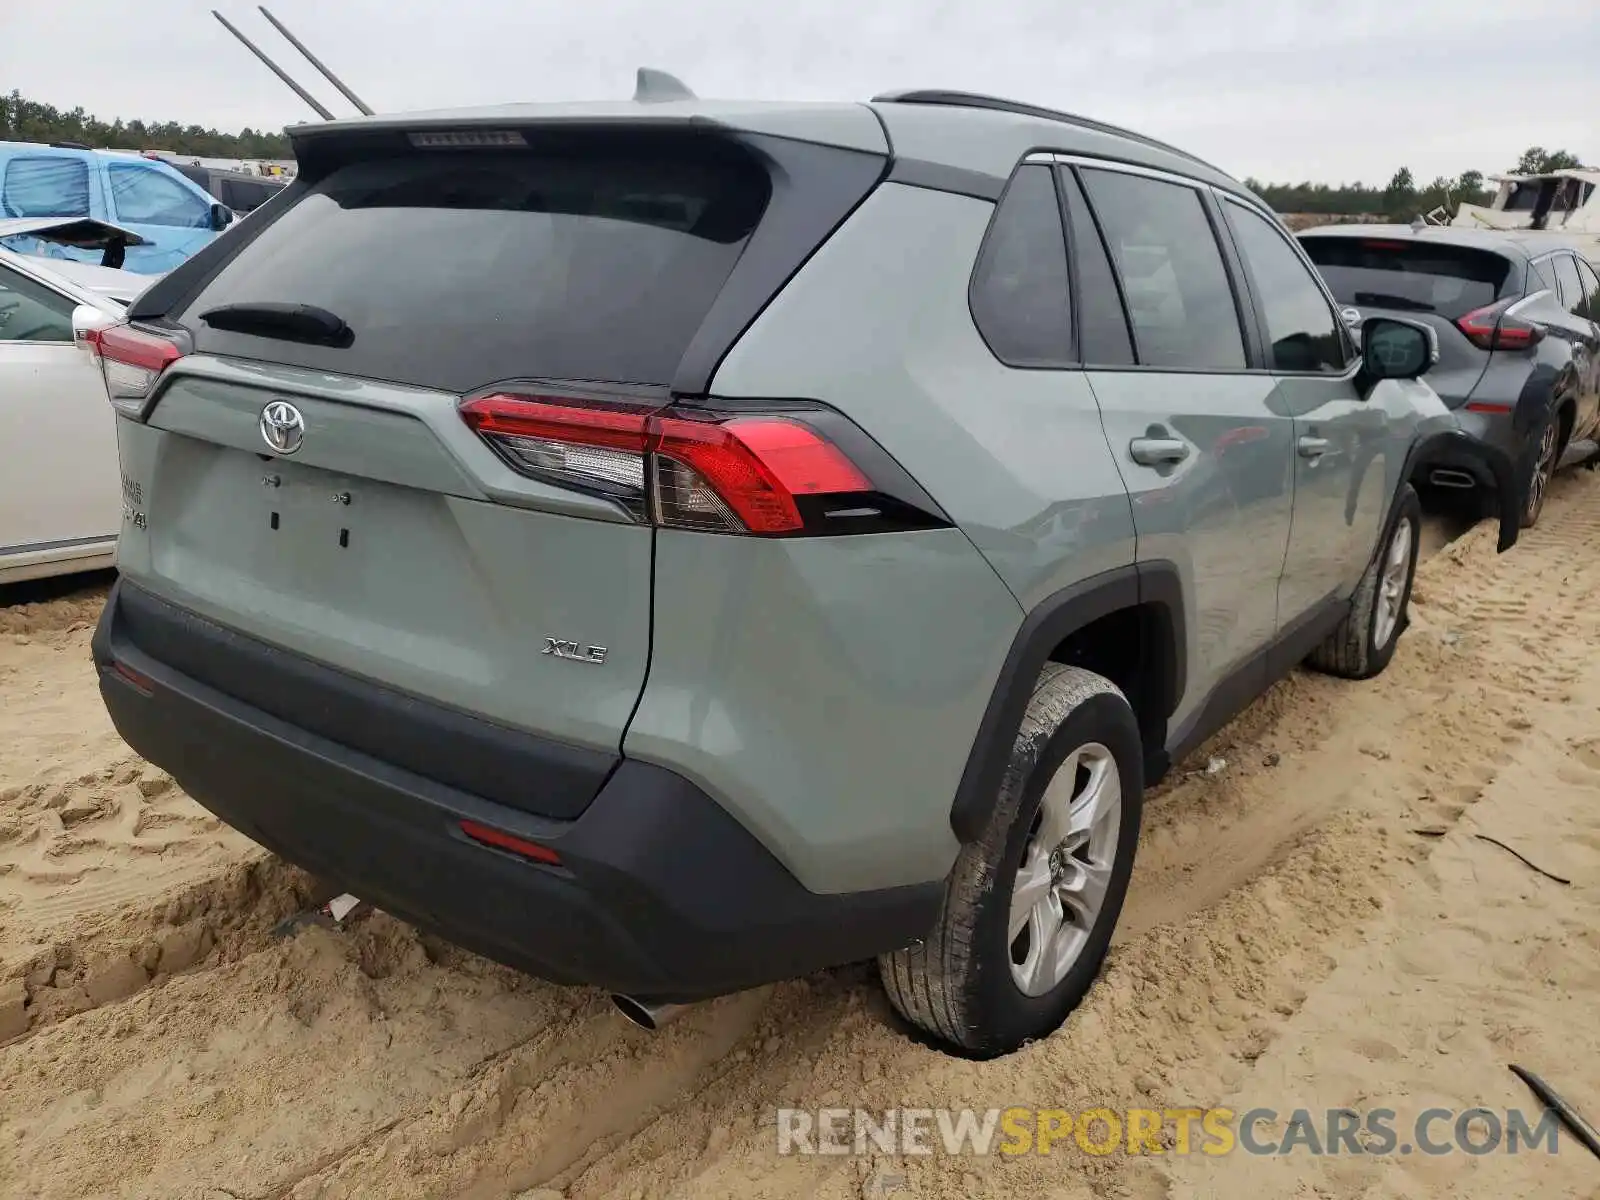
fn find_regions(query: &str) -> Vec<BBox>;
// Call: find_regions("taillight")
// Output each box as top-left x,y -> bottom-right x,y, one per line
460,392 -> 938,536
92,323 -> 184,417
1455,300 -> 1545,353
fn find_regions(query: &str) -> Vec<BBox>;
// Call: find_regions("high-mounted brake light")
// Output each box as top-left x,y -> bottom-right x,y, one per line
408,130 -> 527,149
1455,299 -> 1545,353
460,393 -> 897,536
91,323 -> 184,417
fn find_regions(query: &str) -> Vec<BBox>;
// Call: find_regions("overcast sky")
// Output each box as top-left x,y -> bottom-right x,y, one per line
3,0 -> 1596,184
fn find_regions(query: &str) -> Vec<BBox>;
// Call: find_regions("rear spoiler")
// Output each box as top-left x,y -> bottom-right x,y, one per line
0,216 -> 152,268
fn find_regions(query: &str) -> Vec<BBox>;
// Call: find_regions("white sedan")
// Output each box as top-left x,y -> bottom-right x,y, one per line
0,218 -> 161,584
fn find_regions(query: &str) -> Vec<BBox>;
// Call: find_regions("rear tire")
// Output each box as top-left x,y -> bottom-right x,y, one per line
1521,408 -> 1563,529
879,665 -> 1143,1057
1307,484 -> 1421,680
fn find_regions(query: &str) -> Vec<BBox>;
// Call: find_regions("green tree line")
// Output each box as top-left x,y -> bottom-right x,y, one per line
3,90 -> 1585,218
1250,148 -> 1584,219
1,91 -> 291,160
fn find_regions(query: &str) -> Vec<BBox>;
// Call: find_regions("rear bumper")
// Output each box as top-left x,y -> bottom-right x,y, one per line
93,581 -> 941,1001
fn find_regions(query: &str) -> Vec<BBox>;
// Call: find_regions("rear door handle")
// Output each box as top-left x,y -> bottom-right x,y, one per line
1298,436 -> 1331,459
1129,437 -> 1190,466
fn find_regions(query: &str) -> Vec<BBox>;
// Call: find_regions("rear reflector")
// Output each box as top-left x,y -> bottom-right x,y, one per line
460,393 -> 882,536
1455,300 -> 1545,353
91,323 -> 184,418
109,660 -> 155,695
1465,401 -> 1513,414
459,819 -> 563,866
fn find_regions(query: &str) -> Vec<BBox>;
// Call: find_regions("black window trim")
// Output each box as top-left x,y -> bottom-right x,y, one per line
1215,191 -> 1360,380
964,162 -> 1077,370
1574,256 -> 1600,321
1035,152 -> 1267,377
1052,164 -> 1138,368
1540,250 -> 1585,315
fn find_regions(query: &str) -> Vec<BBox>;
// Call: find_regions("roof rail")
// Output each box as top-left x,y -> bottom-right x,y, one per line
870,89 -> 1225,176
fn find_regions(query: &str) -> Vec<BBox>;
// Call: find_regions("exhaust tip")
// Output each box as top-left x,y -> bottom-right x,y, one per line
1429,468 -> 1477,489
611,994 -> 691,1031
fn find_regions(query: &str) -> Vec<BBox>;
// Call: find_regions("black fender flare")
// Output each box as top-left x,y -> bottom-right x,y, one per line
1402,429 -> 1521,553
948,562 -> 1185,843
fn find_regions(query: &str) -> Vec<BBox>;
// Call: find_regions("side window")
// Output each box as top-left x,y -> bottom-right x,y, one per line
1531,256 -> 1561,294
1058,168 -> 1134,366
1223,199 -> 1349,373
969,164 -> 1073,367
0,263 -> 77,343
1576,259 -> 1600,322
108,164 -> 212,228
1,156 -> 91,218
1079,168 -> 1246,371
1552,253 -> 1585,316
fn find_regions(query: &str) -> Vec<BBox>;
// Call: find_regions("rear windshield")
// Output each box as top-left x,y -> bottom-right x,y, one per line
179,143 -> 771,391
1299,237 -> 1515,321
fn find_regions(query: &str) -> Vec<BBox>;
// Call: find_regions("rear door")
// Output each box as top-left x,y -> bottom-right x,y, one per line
103,160 -> 215,272
1547,252 -> 1600,434
0,260 -> 120,559
115,129 -> 838,766
1068,161 -> 1296,739
1219,197 -> 1388,623
1577,258 -> 1600,412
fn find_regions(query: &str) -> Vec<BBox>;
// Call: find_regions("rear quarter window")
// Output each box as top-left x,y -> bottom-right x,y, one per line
2,155 -> 91,218
177,144 -> 772,393
1299,237 -> 1515,321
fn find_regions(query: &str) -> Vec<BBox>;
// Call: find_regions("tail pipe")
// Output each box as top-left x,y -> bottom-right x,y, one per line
611,994 -> 694,1030
1429,468 -> 1477,489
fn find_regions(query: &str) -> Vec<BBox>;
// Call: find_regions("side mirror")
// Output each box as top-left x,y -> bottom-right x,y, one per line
1360,316 -> 1437,382
71,304 -> 116,360
210,203 -> 235,232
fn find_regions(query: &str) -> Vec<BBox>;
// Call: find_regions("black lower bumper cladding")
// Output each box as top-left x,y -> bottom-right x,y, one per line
93,581 -> 941,1001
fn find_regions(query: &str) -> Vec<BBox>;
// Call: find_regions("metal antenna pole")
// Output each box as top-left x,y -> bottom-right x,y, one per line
258,7 -> 375,116
211,10 -> 336,120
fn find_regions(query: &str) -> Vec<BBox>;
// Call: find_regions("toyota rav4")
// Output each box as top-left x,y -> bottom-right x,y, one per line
90,81 -> 1520,1056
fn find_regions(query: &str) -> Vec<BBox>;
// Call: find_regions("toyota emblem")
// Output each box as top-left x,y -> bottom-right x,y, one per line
259,400 -> 306,455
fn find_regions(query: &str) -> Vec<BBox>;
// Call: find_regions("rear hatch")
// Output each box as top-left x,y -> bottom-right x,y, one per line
108,115 -> 887,817
1299,233 -> 1521,406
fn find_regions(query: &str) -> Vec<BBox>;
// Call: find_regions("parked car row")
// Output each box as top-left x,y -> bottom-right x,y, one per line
0,140 -> 237,273
6,85 -> 1596,1058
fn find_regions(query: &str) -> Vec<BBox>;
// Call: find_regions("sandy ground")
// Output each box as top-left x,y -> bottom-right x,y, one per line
4,474 -> 1600,1199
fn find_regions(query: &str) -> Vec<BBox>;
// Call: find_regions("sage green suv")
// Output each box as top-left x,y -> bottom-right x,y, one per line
90,81 -> 1519,1056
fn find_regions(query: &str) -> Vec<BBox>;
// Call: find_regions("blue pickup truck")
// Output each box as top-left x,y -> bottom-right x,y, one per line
0,142 -> 234,274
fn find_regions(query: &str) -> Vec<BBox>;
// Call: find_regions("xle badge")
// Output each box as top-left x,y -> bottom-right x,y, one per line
541,638 -> 608,666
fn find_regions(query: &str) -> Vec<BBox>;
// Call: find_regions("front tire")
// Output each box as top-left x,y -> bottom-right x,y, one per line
1307,483 -> 1421,680
879,665 -> 1143,1057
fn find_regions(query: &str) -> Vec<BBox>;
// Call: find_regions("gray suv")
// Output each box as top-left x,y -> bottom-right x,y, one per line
1300,226 -> 1600,528
89,84 -> 1520,1056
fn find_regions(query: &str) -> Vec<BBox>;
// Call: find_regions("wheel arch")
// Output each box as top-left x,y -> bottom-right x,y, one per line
949,562 -> 1185,843
1402,429 -> 1521,553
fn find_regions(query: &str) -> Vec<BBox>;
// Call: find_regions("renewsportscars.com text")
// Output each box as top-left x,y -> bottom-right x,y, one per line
775,1105 -> 1564,1157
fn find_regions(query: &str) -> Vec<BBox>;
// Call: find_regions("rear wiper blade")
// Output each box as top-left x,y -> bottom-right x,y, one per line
198,302 -> 353,347
1351,292 -> 1436,313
